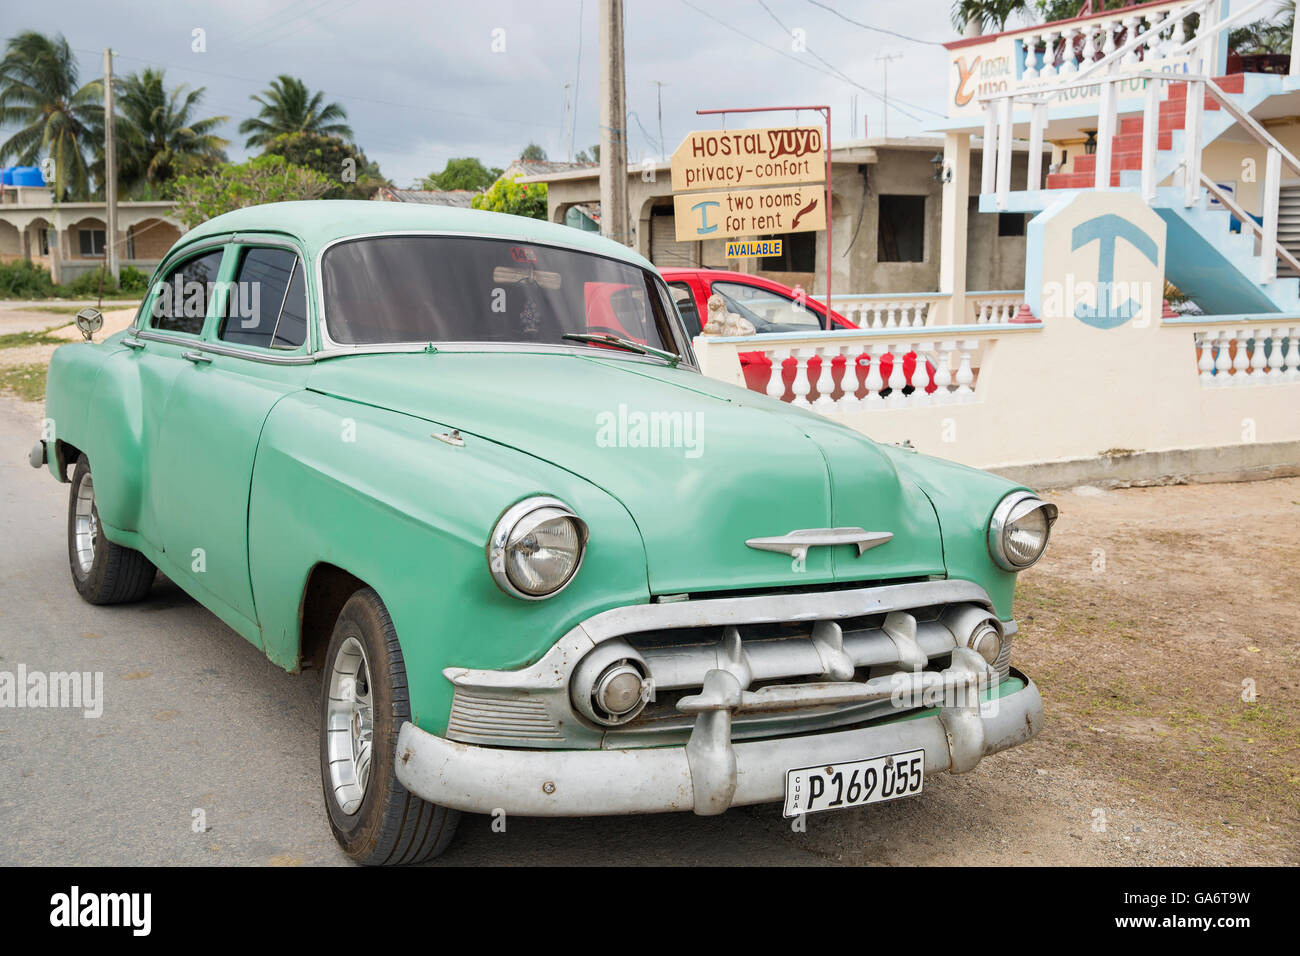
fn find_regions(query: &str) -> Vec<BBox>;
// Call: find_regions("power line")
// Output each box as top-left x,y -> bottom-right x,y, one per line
804,0 -> 946,46
755,0 -> 923,123
678,0 -> 944,121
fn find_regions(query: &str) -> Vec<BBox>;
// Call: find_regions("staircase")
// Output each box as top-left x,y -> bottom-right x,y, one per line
1011,72 -> 1298,314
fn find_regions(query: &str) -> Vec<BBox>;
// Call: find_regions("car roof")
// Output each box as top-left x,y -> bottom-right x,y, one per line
176,200 -> 655,269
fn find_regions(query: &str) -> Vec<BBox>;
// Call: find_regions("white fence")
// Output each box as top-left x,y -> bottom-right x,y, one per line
694,311 -> 1300,472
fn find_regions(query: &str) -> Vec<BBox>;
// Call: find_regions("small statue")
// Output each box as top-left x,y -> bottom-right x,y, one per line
702,294 -> 755,336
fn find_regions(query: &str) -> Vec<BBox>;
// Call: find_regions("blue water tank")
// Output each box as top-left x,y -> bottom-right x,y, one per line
0,168 -> 12,186
10,166 -> 45,187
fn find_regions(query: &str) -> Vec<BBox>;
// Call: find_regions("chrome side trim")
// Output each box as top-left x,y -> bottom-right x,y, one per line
746,527 -> 893,560
132,329 -> 317,365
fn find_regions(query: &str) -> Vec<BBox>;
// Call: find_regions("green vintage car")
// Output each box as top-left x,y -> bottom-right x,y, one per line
32,201 -> 1055,864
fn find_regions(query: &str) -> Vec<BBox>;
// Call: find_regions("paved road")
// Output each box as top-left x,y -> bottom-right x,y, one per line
0,393 -> 1252,867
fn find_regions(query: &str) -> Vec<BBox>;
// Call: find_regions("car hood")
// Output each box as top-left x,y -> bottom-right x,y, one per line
306,351 -> 946,594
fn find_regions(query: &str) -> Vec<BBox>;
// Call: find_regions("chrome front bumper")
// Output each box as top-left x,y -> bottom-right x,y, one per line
394,669 -> 1044,817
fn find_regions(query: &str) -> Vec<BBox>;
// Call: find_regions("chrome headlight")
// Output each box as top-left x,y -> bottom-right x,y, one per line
488,497 -> 589,599
988,491 -> 1058,571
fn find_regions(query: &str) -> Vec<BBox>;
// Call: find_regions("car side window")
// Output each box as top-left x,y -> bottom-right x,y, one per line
150,249 -> 225,335
667,282 -> 701,337
710,280 -> 822,333
219,246 -> 308,350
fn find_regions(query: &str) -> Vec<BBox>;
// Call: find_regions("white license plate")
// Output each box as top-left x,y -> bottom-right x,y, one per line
783,749 -> 924,817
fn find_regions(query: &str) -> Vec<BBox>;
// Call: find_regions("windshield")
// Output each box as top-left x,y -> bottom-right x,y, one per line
710,280 -> 824,333
322,235 -> 686,356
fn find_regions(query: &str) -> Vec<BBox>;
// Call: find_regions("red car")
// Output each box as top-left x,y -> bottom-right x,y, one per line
659,267 -> 932,400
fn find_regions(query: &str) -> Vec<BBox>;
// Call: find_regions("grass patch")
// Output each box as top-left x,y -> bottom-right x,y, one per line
0,363 -> 47,402
21,303 -> 139,315
0,327 -> 66,348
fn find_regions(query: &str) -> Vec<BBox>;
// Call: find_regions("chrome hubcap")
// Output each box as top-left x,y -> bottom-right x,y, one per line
73,473 -> 97,576
326,637 -> 373,815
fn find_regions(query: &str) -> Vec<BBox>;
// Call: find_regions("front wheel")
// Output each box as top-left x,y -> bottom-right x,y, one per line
67,454 -> 156,605
320,588 -> 460,865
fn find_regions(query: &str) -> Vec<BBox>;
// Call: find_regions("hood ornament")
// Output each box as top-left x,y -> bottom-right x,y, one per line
745,527 -> 893,562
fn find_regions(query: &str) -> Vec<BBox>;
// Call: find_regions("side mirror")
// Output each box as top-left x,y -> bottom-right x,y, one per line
74,307 -> 103,341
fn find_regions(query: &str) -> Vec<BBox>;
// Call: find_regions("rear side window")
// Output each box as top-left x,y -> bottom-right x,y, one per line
150,249 -> 224,335
219,247 -> 308,349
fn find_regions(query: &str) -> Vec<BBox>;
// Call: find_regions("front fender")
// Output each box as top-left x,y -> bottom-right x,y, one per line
248,390 -> 652,734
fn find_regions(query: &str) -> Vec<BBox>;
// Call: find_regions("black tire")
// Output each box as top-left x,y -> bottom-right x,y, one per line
320,588 -> 460,865
67,454 -> 156,605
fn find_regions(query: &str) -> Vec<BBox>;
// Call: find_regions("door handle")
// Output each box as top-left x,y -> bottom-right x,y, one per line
122,336 -> 145,350
182,350 -> 212,364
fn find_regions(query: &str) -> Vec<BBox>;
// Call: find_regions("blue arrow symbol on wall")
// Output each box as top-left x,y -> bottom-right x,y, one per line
1071,213 -> 1159,329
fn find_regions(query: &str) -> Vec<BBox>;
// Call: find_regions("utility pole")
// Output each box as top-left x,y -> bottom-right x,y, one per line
654,80 -> 667,160
599,0 -> 630,247
103,47 -> 119,281
876,53 -> 901,139
561,82 -> 573,162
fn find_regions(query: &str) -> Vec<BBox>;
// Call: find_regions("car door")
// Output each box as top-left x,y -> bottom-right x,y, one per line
104,242 -> 229,554
152,237 -> 314,636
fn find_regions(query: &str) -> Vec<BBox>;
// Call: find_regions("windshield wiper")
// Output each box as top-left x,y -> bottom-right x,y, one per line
562,332 -> 680,367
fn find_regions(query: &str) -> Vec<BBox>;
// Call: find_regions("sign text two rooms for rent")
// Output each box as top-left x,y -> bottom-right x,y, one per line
671,126 -> 827,243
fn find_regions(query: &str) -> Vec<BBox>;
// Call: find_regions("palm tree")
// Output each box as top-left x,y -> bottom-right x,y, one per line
114,68 -> 229,190
950,0 -> 1031,34
238,75 -> 352,149
0,31 -> 103,200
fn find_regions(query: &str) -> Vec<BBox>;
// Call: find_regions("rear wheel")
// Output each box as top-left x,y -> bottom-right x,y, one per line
67,454 -> 156,605
320,588 -> 460,865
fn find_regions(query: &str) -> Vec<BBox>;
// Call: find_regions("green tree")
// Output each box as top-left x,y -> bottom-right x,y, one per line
238,75 -> 352,149
0,31 -> 103,200
575,144 -> 599,163
170,154 -> 333,228
113,68 -> 229,193
1230,0 -> 1295,55
951,0 -> 1030,32
261,131 -> 388,199
519,142 -> 547,161
422,156 -> 501,192
471,176 -> 547,219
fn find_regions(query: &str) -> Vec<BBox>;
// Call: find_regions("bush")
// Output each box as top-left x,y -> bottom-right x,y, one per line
61,268 -> 119,298
0,259 -> 57,298
118,265 -> 150,295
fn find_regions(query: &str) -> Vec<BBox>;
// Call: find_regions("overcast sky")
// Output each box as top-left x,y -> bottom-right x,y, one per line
0,0 -> 1273,187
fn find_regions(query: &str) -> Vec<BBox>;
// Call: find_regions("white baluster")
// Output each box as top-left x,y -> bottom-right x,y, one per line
899,303 -> 912,329
916,302 -> 928,328
910,343 -> 932,407
885,305 -> 898,329
1122,17 -> 1142,64
977,302 -> 989,324
864,343 -> 886,406
1101,18 -> 1118,58
1059,26 -> 1079,74
954,340 -> 976,402
1210,328 -> 1230,385
1023,35 -> 1040,79
814,346 -> 836,412
838,346 -> 862,412
1266,327 -> 1283,380
1081,24 -> 1097,63
886,344 -> 908,408
766,348 -> 790,401
1284,327 -> 1299,381
791,348 -> 814,407
1196,332 -> 1215,385
1171,16 -> 1187,50
1245,328 -> 1264,382
933,342 -> 954,404
1232,329 -> 1250,384
1041,31 -> 1059,77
